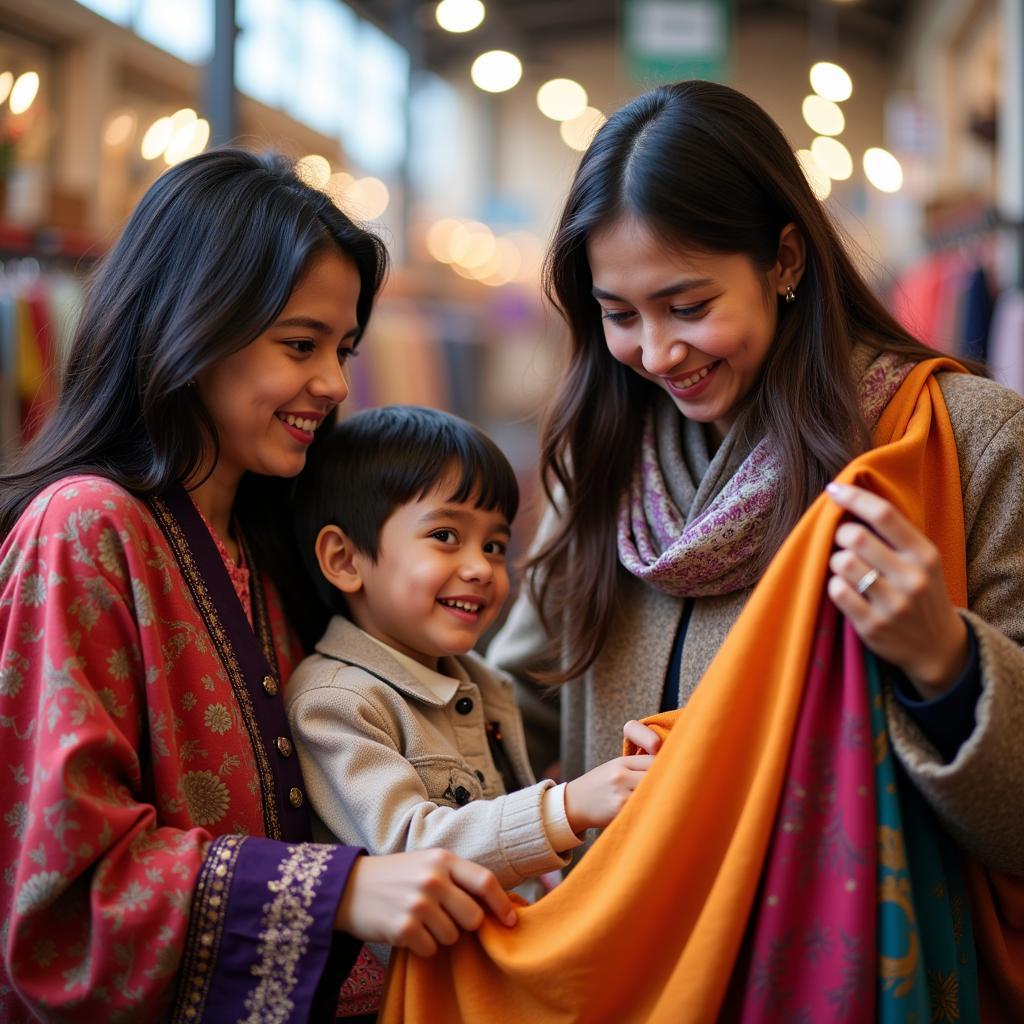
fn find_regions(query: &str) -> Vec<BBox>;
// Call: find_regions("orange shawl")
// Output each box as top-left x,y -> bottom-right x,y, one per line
380,359 -> 1024,1022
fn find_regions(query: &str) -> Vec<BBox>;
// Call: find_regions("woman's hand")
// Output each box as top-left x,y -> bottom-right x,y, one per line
623,719 -> 663,755
334,849 -> 517,957
826,482 -> 969,698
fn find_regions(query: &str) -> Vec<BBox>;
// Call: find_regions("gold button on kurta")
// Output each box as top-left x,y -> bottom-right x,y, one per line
262,674 -> 279,696
275,736 -> 293,757
288,787 -> 304,809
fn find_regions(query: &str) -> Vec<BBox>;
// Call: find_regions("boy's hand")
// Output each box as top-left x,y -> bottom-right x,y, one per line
563,753 -> 654,834
335,849 -> 517,957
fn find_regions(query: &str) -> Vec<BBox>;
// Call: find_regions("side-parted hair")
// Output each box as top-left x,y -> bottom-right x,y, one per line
293,404 -> 519,623
530,80 -> 960,684
0,147 -> 388,636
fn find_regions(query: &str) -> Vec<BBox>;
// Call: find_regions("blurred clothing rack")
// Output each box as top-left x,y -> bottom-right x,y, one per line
894,201 -> 1024,394
0,225 -> 98,467
922,202 -> 1024,252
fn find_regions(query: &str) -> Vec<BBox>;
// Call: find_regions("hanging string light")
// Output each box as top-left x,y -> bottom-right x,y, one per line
811,136 -> 853,180
801,95 -> 845,137
9,71 -> 40,115
470,51 -> 522,93
809,61 -> 853,102
536,79 -> 588,122
560,107 -> 606,151
436,0 -> 485,33
863,148 -> 903,192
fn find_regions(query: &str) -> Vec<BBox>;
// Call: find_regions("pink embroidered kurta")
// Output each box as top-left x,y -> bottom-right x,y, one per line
0,475 -> 362,1023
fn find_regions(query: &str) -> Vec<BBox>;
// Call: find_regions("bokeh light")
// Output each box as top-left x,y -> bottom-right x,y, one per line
811,135 -> 853,180
426,218 -> 462,263
295,154 -> 332,188
163,109 -> 199,164
104,111 -> 136,147
863,147 -> 903,192
10,71 -> 40,115
449,221 -> 495,266
141,117 -> 173,160
347,177 -> 390,220
436,0 -> 485,33
165,118 -> 209,164
325,171 -> 354,205
809,62 -> 853,102
536,78 -> 588,122
470,50 -> 522,93
560,106 -> 606,151
802,95 -> 845,137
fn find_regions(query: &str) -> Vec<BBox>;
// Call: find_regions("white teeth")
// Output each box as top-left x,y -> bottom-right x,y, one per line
280,414 -> 316,433
677,363 -> 714,389
441,599 -> 481,612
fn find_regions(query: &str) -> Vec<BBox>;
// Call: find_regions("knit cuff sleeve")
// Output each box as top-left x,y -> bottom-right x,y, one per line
541,782 -> 584,853
497,781 -> 572,883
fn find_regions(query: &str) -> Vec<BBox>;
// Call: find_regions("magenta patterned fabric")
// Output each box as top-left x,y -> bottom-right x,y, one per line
729,601 -> 876,1020
617,352 -> 912,596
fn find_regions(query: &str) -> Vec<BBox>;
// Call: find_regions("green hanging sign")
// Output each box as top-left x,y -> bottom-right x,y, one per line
623,0 -> 731,85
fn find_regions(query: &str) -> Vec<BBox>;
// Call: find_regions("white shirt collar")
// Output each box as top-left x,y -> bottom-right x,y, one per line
360,630 -> 462,703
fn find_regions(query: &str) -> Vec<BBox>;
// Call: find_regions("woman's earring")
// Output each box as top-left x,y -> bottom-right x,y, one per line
784,285 -> 797,304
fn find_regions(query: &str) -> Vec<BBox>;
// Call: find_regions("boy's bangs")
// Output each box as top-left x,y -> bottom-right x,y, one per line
441,446 -> 519,524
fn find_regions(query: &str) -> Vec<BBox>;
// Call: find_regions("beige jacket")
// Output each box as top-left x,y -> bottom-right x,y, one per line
490,372 -> 1024,875
285,615 -> 573,890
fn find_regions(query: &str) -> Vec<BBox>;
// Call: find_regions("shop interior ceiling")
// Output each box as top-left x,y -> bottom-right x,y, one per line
348,0 -> 917,70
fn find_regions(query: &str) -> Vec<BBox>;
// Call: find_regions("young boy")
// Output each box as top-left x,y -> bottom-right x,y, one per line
287,405 -> 656,895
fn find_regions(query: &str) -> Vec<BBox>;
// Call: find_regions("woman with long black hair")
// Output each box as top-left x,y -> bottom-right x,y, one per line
381,81 -> 1024,1022
0,148 -> 515,1023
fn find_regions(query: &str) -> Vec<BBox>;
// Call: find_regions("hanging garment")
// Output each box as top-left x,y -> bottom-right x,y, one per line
935,253 -> 972,353
2,270 -> 85,451
14,294 -> 43,437
891,256 -> 953,350
959,264 -> 994,362
380,360 -> 1024,1023
891,253 -> 982,354
988,286 -> 1024,396
15,287 -> 58,441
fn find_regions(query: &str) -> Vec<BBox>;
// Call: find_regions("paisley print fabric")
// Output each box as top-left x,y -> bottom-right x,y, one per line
728,606 -> 979,1022
616,350 -> 912,597
0,476 -> 360,1022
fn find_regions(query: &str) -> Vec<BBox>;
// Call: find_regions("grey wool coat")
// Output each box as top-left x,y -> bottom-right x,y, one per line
489,371 -> 1024,876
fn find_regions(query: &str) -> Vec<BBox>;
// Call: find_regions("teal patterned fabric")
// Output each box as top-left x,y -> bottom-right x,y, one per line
869,653 -> 980,1023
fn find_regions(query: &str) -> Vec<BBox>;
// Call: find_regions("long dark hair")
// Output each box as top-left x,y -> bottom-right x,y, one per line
530,80 -> 949,684
0,147 -> 387,632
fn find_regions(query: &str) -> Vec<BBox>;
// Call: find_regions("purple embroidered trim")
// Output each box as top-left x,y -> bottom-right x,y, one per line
175,837 -> 362,1024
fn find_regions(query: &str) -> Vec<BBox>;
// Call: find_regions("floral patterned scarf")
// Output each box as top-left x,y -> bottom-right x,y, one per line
617,349 -> 913,597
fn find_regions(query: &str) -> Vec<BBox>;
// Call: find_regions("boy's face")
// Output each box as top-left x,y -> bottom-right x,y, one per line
347,473 -> 511,670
